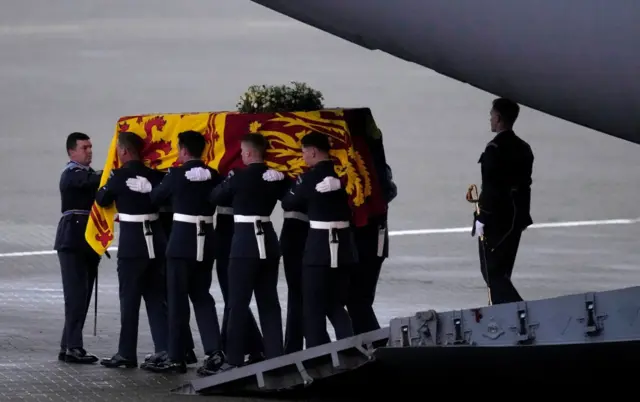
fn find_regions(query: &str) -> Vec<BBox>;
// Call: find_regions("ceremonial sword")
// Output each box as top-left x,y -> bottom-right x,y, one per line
467,184 -> 492,306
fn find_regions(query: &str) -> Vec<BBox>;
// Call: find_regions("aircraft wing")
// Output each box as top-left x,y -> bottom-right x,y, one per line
251,0 -> 640,145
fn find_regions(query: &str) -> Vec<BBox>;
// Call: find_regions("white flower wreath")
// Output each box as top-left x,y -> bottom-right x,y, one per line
236,81 -> 324,113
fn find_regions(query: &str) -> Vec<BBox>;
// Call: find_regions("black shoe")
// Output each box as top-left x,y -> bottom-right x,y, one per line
64,348 -> 98,364
100,354 -> 138,369
196,350 -> 226,377
142,359 -> 187,374
141,351 -> 168,369
185,349 -> 198,365
57,348 -> 66,361
245,353 -> 265,365
198,361 -> 238,377
143,351 -> 168,363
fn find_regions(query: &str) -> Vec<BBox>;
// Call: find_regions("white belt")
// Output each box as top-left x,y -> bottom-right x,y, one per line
173,213 -> 214,224
216,206 -> 233,215
283,211 -> 309,222
377,224 -> 387,258
309,220 -> 350,268
309,220 -> 350,230
173,213 -> 214,261
234,215 -> 271,223
118,213 -> 159,223
118,213 -> 159,259
234,215 -> 270,259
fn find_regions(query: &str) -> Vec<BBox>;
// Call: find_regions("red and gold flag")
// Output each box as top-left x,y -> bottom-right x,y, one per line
85,108 -> 387,256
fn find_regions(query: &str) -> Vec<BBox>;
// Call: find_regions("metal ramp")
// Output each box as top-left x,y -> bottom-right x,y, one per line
372,285 -> 640,383
172,327 -> 389,396
172,286 -> 640,394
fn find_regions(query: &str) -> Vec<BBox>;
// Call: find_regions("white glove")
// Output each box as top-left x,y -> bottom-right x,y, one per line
475,220 -> 484,237
185,167 -> 211,181
316,176 -> 341,193
126,176 -> 152,193
262,169 -> 285,182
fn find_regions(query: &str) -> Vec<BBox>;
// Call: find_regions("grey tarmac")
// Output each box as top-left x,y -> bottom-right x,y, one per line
1,0 -> 639,400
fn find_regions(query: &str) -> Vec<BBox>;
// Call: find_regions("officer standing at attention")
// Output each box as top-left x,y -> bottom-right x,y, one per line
279,177 -> 310,353
474,98 -> 534,305
204,133 -> 289,371
348,164 -> 397,334
94,132 -> 169,369
126,130 -> 225,374
281,132 -> 356,348
54,132 -> 102,364
212,177 -> 265,364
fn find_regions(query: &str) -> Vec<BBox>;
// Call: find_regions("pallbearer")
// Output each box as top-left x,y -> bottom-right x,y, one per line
205,133 -> 289,371
152,204 -> 197,366
94,132 -> 168,368
126,130 -> 225,374
55,132 -> 102,364
213,187 -> 265,364
281,132 -> 356,347
348,164 -> 397,334
279,181 -> 309,354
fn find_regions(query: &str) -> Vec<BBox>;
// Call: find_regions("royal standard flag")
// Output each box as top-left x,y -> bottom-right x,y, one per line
85,108 -> 388,256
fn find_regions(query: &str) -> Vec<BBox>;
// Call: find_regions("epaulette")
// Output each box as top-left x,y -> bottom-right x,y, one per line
62,161 -> 83,173
487,141 -> 498,149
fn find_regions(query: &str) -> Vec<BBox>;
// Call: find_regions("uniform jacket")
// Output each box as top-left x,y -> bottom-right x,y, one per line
212,168 -> 236,261
95,160 -> 167,259
209,162 -> 289,260
54,161 -> 101,253
478,129 -> 534,234
281,160 -> 358,267
150,159 -> 221,260
280,177 -> 310,257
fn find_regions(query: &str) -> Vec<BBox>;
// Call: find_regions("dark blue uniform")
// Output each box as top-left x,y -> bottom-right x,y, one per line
348,164 -> 396,335
149,159 -> 223,368
348,213 -> 388,334
281,160 -> 356,347
156,206 -> 197,365
95,160 -> 168,366
214,193 -> 264,360
209,162 -> 288,366
54,160 -> 101,363
477,129 -> 533,304
280,179 -> 309,353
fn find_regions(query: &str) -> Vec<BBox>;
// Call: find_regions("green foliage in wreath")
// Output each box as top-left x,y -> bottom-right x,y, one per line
236,81 -> 324,113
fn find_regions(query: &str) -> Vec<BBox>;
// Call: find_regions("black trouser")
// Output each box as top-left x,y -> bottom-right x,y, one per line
166,258 -> 222,362
347,255 -> 384,334
479,229 -> 524,305
158,214 -> 196,354
216,252 -> 264,356
116,257 -> 168,360
226,257 -> 283,366
157,259 -> 195,355
302,264 -> 354,348
283,250 -> 304,353
58,250 -> 100,350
